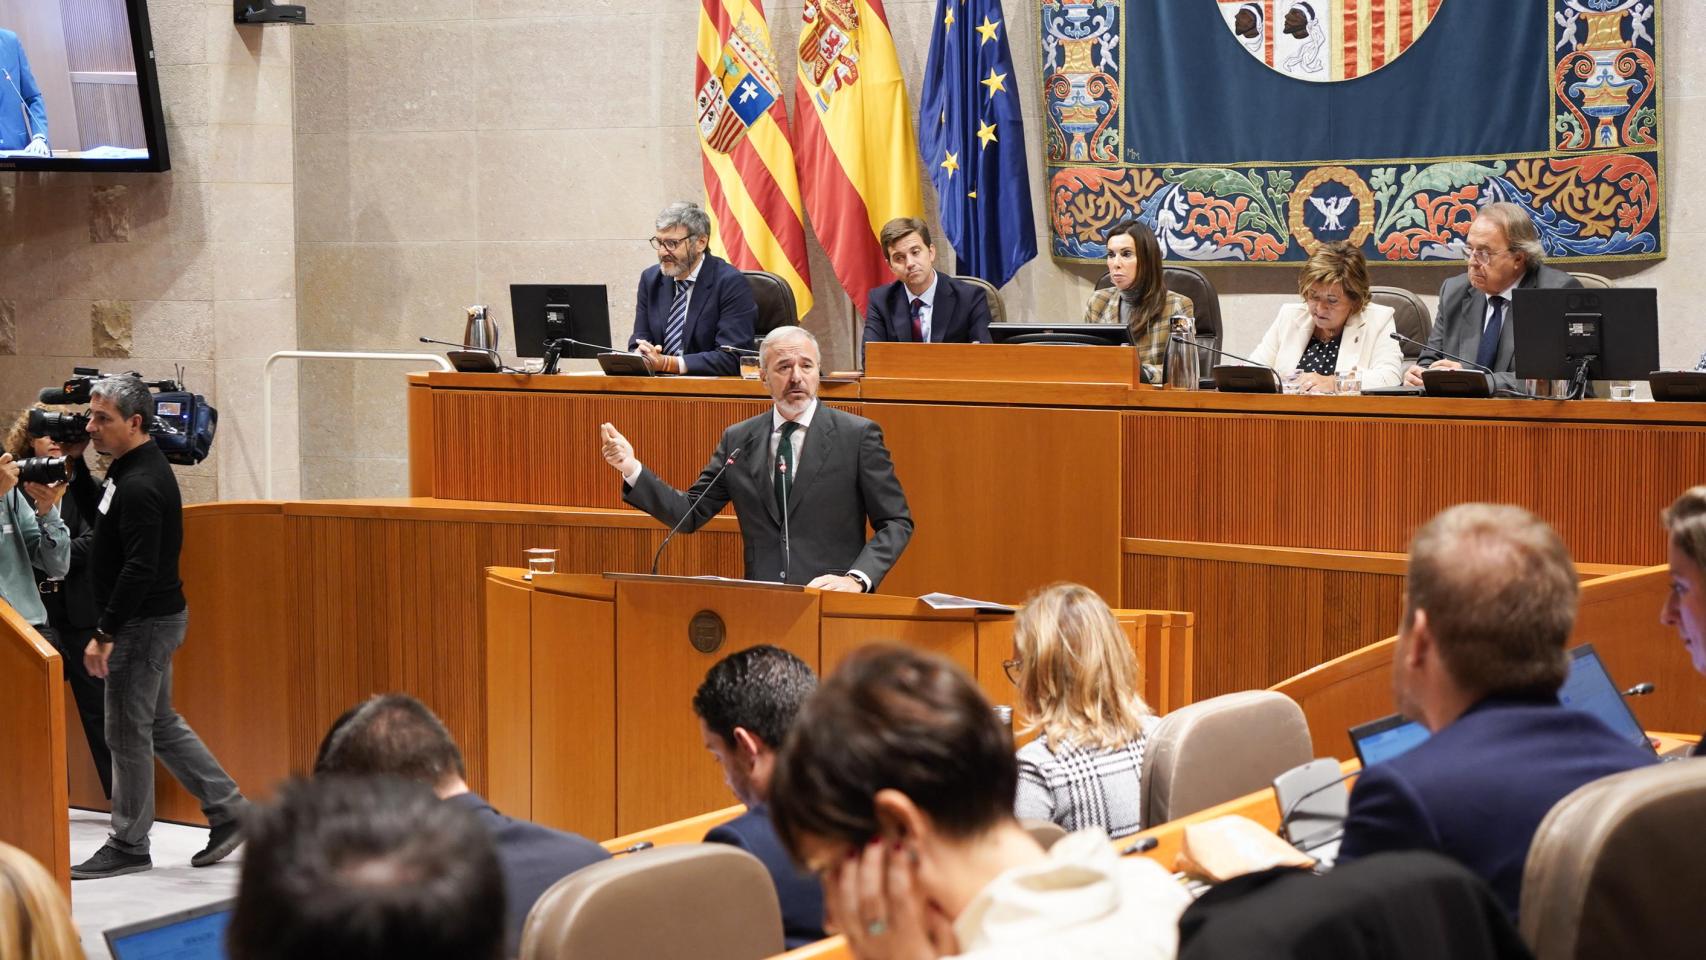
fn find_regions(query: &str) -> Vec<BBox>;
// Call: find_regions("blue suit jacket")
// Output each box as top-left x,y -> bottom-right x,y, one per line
863,273 -> 993,345
445,793 -> 611,957
1337,696 -> 1656,919
630,252 -> 756,376
705,807 -> 826,950
0,30 -> 49,151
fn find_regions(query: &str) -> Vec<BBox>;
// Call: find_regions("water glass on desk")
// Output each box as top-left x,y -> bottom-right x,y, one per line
523,547 -> 558,580
739,355 -> 760,379
1336,368 -> 1361,396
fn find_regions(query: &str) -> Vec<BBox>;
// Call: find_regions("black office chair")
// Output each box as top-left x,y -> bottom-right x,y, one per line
742,270 -> 797,351
1370,285 -> 1432,360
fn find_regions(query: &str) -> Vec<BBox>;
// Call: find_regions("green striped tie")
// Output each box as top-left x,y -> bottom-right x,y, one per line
775,421 -> 799,516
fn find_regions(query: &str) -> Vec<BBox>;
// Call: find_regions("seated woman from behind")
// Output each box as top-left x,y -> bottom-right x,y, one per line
1248,241 -> 1403,392
771,645 -> 1188,960
1011,582 -> 1153,840
0,841 -> 85,960
1660,486 -> 1706,755
1083,218 -> 1193,373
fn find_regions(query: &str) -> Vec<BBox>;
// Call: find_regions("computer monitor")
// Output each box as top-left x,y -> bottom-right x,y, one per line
988,323 -> 1129,346
1512,287 -> 1659,383
1349,713 -> 1431,768
1559,643 -> 1653,753
509,284 -> 611,360
105,898 -> 234,960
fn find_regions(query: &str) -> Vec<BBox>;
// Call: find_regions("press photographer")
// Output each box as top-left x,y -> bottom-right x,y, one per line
0,427 -> 71,679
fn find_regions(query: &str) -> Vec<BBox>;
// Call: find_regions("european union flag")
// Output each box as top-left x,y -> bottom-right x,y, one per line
920,0 -> 1036,288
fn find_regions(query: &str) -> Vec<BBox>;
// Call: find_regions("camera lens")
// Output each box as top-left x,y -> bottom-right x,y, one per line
16,456 -> 69,485
27,409 -> 90,443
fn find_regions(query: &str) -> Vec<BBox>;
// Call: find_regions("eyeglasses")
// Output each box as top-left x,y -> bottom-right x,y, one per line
1304,292 -> 1343,308
1464,246 -> 1512,265
1002,657 -> 1022,686
649,235 -> 696,253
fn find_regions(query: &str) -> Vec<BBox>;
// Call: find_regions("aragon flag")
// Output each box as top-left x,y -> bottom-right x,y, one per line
793,0 -> 925,314
696,0 -> 814,319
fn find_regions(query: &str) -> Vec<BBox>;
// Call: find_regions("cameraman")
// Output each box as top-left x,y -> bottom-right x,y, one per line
5,404 -> 112,796
0,440 -> 70,650
70,377 -> 248,881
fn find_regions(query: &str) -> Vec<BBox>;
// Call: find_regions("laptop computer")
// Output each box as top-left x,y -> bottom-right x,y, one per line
104,898 -> 235,959
1349,643 -> 1659,768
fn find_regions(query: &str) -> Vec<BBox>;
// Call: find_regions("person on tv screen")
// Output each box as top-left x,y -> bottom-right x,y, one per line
0,28 -> 50,157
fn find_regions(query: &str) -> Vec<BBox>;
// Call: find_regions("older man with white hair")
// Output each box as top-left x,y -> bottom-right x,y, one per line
601,325 -> 912,591
1404,201 -> 1582,392
629,200 -> 757,376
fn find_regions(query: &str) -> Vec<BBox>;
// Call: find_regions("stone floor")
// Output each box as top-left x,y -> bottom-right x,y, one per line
68,809 -> 242,960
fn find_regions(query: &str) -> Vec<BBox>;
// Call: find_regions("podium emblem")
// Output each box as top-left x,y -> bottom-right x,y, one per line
688,610 -> 727,654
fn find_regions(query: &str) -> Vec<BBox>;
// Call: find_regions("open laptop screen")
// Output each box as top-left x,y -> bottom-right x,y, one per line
1349,713 -> 1430,767
105,899 -> 233,960
1559,643 -> 1653,753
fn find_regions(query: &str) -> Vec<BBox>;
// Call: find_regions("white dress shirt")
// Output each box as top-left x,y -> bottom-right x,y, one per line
1483,280 -> 1517,331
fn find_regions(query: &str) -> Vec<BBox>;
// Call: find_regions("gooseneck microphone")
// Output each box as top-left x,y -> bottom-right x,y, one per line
1388,331 -> 1492,374
1277,767 -> 1360,848
1168,333 -> 1283,390
719,344 -> 760,357
1622,682 -> 1655,698
650,448 -> 740,576
778,458 -> 792,583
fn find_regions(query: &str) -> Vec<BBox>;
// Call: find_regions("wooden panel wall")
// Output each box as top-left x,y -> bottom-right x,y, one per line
1123,545 -> 1406,700
1123,413 -> 1706,565
0,605 -> 69,893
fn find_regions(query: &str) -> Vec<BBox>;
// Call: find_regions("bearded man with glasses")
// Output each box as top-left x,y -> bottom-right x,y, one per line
628,200 -> 758,376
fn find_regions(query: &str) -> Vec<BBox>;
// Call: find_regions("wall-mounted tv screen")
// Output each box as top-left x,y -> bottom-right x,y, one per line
0,0 -> 170,172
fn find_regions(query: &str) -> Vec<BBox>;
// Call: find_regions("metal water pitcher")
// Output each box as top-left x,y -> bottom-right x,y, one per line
464,305 -> 499,352
1163,311 -> 1197,390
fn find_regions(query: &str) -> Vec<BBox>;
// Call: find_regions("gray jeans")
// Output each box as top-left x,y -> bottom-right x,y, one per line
104,609 -> 243,854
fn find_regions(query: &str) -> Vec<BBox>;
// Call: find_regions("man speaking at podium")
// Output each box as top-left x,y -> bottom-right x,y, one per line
600,326 -> 912,592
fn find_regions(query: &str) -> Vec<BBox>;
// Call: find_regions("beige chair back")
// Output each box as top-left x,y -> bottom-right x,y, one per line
952,274 -> 1007,327
1568,271 -> 1615,289
1519,761 -> 1706,960
520,843 -> 783,960
1140,690 -> 1312,828
1370,285 -> 1432,359
1020,819 -> 1069,851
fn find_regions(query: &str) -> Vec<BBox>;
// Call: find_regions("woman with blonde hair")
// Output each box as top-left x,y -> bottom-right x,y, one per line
1247,241 -> 1404,392
1008,582 -> 1154,839
0,841 -> 85,959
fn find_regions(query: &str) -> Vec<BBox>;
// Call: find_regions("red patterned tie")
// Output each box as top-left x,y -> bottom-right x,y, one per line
910,297 -> 925,342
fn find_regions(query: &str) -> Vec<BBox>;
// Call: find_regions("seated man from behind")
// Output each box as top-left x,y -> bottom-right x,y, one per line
1337,503 -> 1656,918
864,217 -> 993,345
693,644 -> 826,949
228,775 -> 505,960
316,693 -> 610,956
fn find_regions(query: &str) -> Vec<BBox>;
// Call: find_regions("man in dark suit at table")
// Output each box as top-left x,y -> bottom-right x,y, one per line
863,217 -> 993,347
1336,503 -> 1655,919
601,325 -> 912,592
316,693 -> 610,957
693,644 -> 826,949
1402,201 -> 1581,392
629,200 -> 757,377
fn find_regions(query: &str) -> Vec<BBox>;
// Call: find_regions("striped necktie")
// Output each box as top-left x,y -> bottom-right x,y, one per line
664,279 -> 692,356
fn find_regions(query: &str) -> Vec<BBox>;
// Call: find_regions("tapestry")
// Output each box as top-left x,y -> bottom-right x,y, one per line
1041,0 -> 1663,265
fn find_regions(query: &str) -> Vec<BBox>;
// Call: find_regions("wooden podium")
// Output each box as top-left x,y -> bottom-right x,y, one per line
482,569 -> 1193,838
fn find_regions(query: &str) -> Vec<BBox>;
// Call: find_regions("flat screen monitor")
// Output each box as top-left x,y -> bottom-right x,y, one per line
509,284 -> 611,360
988,323 -> 1129,346
0,0 -> 171,171
105,898 -> 234,960
1512,287 -> 1659,382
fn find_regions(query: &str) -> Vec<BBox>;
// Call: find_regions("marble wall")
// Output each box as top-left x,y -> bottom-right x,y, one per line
0,1 -> 297,502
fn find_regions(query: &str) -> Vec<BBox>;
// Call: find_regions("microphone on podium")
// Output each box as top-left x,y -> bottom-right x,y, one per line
719,344 -> 760,357
778,458 -> 791,583
1386,331 -> 1493,374
1168,334 -> 1284,391
650,448 -> 741,576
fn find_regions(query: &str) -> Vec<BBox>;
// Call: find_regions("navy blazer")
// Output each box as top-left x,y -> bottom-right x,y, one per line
444,793 -> 611,957
863,273 -> 993,345
630,252 -> 756,376
705,807 -> 826,950
1337,696 -> 1656,919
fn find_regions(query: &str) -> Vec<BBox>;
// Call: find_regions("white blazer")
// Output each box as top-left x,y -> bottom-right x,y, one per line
1247,301 -> 1404,389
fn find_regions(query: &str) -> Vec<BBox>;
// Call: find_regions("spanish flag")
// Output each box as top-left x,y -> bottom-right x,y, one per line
794,0 -> 924,313
697,0 -> 814,318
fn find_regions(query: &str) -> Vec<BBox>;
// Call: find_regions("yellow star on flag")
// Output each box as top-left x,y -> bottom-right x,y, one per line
981,68 -> 1008,99
940,150 -> 960,179
976,17 -> 1000,44
944,6 -> 955,27
968,190 -> 978,199
976,120 -> 998,148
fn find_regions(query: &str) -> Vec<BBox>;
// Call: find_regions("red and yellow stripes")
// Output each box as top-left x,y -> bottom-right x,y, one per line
791,0 -> 924,313
697,0 -> 813,318
1337,0 -> 1439,80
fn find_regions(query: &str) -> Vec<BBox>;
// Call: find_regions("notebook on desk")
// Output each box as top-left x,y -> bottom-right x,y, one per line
105,898 -> 234,959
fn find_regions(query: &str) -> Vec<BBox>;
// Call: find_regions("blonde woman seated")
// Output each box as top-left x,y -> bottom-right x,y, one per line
1248,241 -> 1403,392
1083,218 -> 1193,372
1010,582 -> 1154,840
0,841 -> 84,959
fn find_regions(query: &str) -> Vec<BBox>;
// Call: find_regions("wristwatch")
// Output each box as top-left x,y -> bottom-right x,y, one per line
93,628 -> 114,645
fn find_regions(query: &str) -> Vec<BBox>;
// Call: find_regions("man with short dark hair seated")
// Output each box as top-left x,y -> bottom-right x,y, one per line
693,644 -> 826,948
228,775 -> 505,960
1337,503 -> 1656,918
315,693 -> 609,955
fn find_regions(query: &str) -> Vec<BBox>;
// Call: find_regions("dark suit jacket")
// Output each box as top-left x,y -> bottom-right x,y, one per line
1419,262 -> 1582,391
624,403 -> 912,588
630,252 -> 756,376
705,807 -> 826,950
863,273 -> 993,344
31,465 -> 98,631
444,792 -> 611,957
1337,696 -> 1656,919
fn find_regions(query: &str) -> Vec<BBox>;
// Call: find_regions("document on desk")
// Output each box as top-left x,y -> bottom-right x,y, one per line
919,593 -> 1017,614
